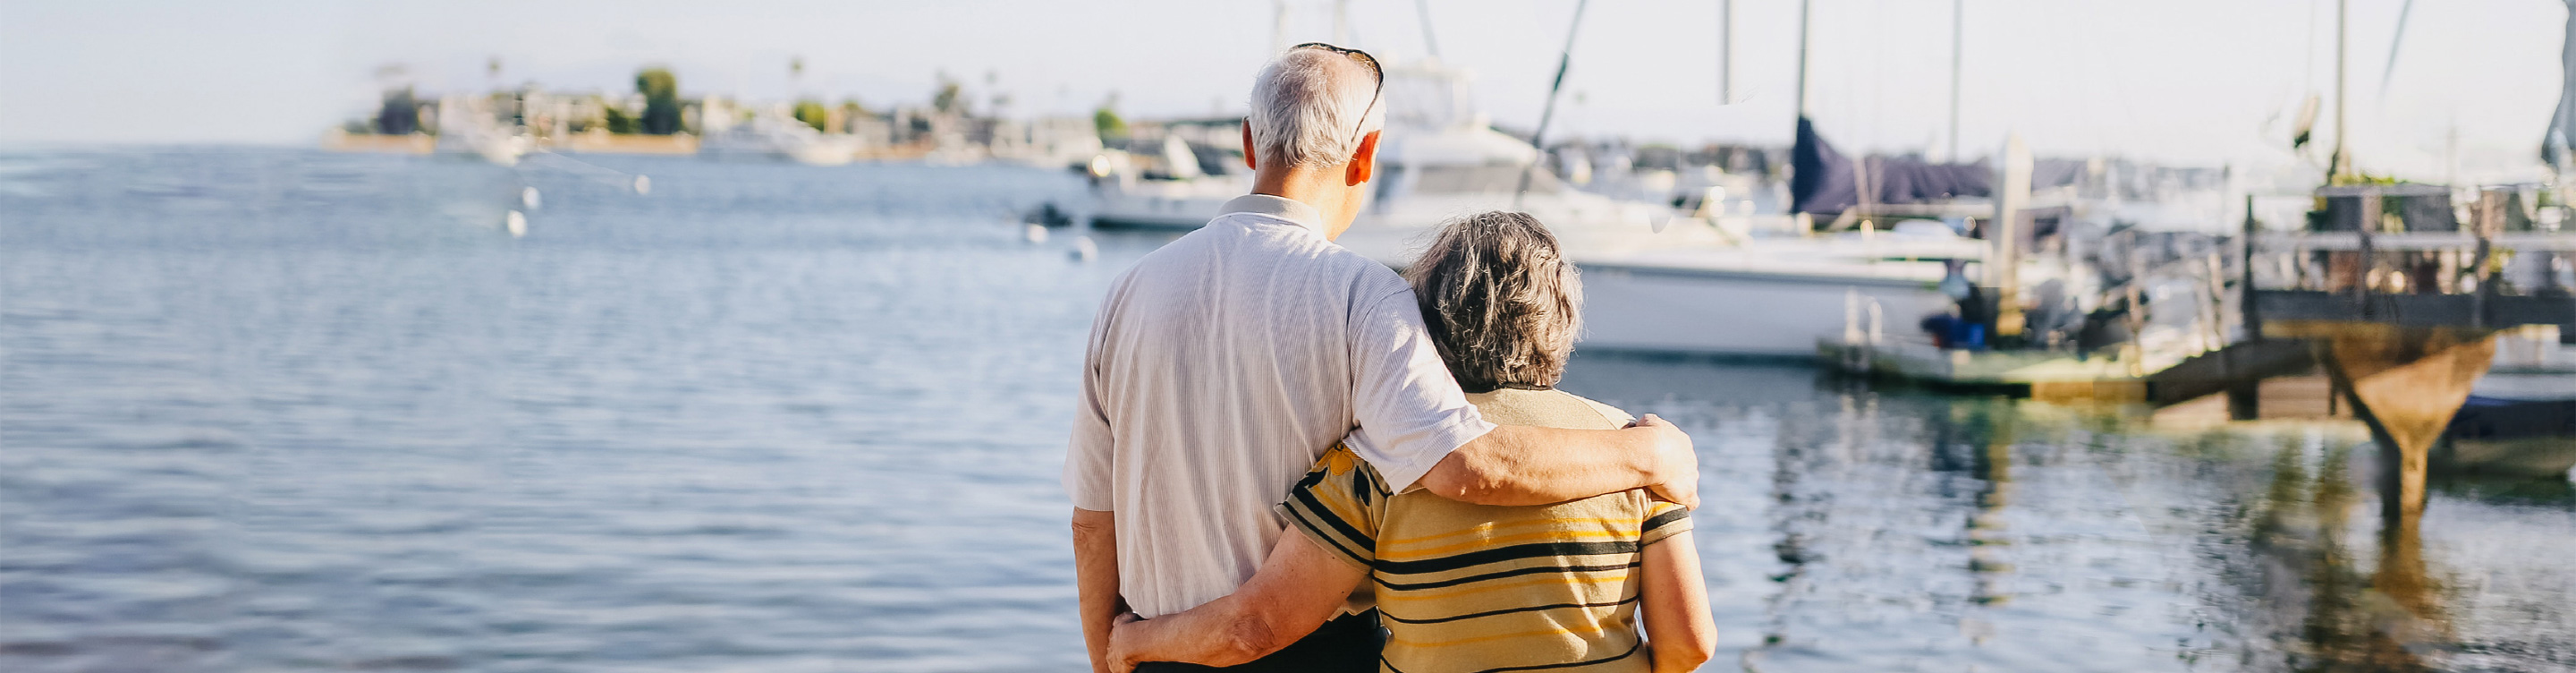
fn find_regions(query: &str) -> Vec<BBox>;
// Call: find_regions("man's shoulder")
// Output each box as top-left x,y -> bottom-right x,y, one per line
1149,215 -> 1410,296
1312,244 -> 1411,294
1107,225 -> 1229,290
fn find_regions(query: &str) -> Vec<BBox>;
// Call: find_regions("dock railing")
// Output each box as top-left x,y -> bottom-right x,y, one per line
2084,231 -> 2243,376
2247,185 -> 2576,331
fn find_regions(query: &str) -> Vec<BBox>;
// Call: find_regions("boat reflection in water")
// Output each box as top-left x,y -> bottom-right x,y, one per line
1553,354 -> 2576,672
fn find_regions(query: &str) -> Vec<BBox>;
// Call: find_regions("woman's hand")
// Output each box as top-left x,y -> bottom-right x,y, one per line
1105,611 -> 1145,673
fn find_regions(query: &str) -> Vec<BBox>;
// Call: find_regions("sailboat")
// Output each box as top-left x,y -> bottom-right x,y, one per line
1326,58 -> 1990,357
1063,3 -> 2012,357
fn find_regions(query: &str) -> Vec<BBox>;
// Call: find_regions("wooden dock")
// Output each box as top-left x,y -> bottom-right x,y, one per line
1818,338 -> 2147,401
1831,185 -> 2575,527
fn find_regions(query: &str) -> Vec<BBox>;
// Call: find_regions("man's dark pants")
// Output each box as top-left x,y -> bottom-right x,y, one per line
1133,609 -> 1382,672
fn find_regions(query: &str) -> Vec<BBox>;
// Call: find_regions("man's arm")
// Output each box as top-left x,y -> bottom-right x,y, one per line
1106,531 -> 1368,672
1072,508 -> 1127,673
1415,413 -> 1700,509
1066,293 -> 1126,672
1343,287 -> 1699,509
1640,530 -> 1716,673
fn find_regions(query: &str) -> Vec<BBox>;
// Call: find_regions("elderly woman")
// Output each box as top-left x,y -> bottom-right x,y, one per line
1108,211 -> 1717,673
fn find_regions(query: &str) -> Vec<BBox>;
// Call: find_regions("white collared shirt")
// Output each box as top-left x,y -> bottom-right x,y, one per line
1063,194 -> 1496,618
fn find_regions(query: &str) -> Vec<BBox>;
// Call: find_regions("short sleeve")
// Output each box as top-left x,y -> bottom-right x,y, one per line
1343,287 -> 1496,492
1062,303 -> 1116,511
1639,498 -> 1692,547
1274,444 -> 1392,572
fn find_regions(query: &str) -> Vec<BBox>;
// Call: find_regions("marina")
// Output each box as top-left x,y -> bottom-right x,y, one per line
9,1 -> 2576,671
4,147 -> 2573,672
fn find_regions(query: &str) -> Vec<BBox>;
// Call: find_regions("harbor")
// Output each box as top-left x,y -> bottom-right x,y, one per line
7,1 -> 2576,671
6,152 -> 2573,671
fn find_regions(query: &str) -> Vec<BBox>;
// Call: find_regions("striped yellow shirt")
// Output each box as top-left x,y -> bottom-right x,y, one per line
1277,388 -> 1691,673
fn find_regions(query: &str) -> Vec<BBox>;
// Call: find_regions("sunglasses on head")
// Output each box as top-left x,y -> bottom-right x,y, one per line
1290,42 -> 1383,146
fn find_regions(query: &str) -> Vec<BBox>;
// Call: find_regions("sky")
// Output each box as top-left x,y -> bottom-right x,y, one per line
0,0 -> 2566,181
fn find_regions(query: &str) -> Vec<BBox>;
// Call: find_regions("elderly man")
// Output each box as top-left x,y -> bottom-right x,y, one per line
1065,44 -> 1699,672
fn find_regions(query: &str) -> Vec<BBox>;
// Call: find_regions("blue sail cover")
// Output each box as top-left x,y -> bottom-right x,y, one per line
1790,116 -> 1992,221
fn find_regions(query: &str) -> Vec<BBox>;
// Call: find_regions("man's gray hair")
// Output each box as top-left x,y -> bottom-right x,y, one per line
1405,211 -> 1583,393
1247,46 -> 1384,168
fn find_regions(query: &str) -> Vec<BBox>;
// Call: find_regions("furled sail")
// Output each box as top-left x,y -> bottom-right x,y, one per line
1789,116 -> 1992,222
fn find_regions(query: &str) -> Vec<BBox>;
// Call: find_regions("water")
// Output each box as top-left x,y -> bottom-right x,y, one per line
2,149 -> 2570,672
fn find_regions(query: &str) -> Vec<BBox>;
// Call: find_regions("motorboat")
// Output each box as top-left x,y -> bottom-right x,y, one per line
435,95 -> 530,166
700,106 -> 863,166
1082,133 -> 1250,229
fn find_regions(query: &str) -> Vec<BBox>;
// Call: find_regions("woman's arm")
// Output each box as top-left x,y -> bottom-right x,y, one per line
1106,531 -> 1368,672
1640,530 -> 1716,673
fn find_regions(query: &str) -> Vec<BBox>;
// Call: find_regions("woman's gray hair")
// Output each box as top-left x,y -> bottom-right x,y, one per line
1247,46 -> 1384,168
1404,211 -> 1583,393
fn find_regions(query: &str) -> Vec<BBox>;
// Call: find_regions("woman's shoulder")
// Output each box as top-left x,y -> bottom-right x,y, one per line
1470,388 -> 1633,430
1544,389 -> 1636,428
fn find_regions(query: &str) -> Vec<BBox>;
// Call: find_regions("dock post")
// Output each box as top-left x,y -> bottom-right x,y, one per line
1991,135 -> 2031,341
2239,195 -> 2263,336
2470,189 -> 2504,328
2228,195 -> 2264,420
2123,243 -> 2147,377
2353,190 -> 2377,312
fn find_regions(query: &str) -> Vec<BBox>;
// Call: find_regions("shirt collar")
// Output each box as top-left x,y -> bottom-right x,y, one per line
1218,194 -> 1326,238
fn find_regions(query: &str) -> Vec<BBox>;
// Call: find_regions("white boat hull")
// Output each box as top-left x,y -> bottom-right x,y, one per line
1086,175 -> 1250,230
1575,261 -> 1950,358
1331,191 -> 1968,360
1089,192 -> 1236,229
784,138 -> 861,166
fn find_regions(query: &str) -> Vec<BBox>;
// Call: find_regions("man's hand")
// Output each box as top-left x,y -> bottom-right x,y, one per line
1094,532 -> 1367,669
1631,414 -> 1700,510
1106,612 -> 1145,673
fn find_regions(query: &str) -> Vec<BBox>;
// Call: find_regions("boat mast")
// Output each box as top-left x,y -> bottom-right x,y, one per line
2332,0 -> 2351,182
1795,0 -> 1811,121
2378,0 -> 2414,98
1948,0 -> 1963,162
1792,0 -> 1813,232
1719,0 -> 1733,105
1417,0 -> 1443,58
1516,0 -> 1591,209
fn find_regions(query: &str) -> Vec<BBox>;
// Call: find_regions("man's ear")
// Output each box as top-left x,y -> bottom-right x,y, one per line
1344,130 -> 1380,186
1241,121 -> 1258,171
